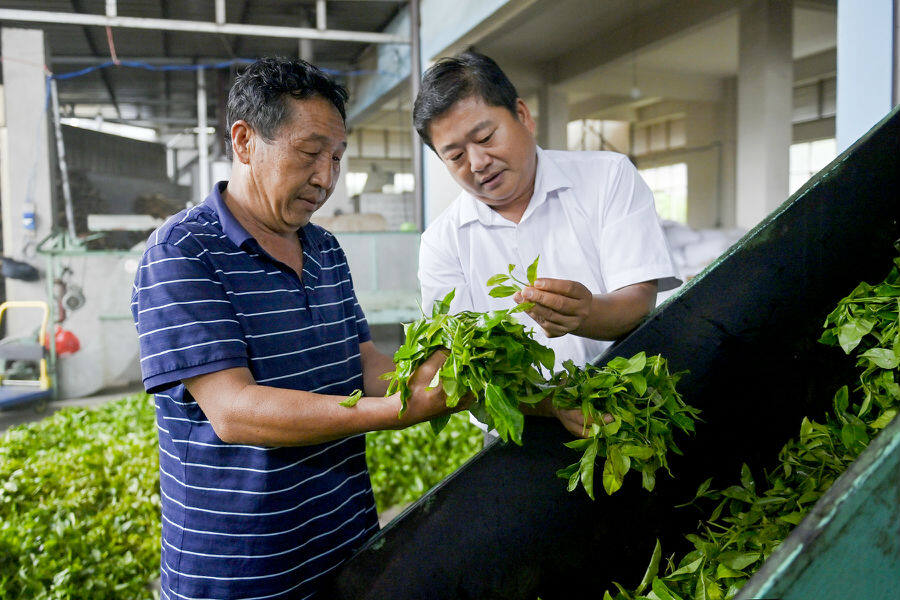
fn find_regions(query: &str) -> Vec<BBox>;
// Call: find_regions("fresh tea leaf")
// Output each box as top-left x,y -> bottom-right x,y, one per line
526,255 -> 540,286
339,389 -> 363,407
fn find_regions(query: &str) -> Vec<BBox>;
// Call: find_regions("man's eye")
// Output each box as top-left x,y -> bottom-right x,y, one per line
448,153 -> 463,162
478,132 -> 494,144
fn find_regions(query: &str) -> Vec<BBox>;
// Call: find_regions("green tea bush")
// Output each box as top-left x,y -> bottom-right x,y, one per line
366,413 -> 484,512
0,394 -> 160,599
0,393 -> 483,596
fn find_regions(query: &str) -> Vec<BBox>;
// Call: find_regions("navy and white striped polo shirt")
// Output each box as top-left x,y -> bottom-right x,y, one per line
131,182 -> 379,600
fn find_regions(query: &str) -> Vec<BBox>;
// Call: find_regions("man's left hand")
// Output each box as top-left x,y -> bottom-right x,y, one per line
513,278 -> 592,338
553,404 -> 615,438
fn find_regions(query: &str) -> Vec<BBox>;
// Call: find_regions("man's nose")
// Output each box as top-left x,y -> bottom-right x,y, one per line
310,154 -> 336,190
468,145 -> 491,173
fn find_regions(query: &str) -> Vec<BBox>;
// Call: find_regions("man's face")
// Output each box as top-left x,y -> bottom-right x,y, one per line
428,95 -> 537,212
246,95 -> 346,232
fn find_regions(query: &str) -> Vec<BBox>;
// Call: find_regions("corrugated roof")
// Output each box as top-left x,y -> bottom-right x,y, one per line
0,1 -> 405,133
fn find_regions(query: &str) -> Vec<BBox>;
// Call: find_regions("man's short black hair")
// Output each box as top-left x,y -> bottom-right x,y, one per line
225,57 -> 349,158
413,51 -> 519,150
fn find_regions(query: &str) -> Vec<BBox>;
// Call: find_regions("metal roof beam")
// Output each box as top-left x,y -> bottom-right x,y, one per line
0,8 -> 408,44
60,94 -> 208,103
51,56 -> 240,64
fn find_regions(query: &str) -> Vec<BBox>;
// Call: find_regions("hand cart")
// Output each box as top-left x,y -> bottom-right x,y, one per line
0,301 -> 53,412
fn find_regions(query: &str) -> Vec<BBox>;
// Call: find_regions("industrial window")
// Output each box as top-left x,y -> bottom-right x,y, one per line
792,76 -> 837,123
383,173 -> 414,194
337,125 -> 416,230
789,138 -> 836,194
346,172 -> 369,197
567,120 -> 630,154
639,163 -> 688,223
632,117 -> 687,157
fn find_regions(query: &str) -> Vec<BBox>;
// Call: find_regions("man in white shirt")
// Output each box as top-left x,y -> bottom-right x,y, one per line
413,52 -> 680,435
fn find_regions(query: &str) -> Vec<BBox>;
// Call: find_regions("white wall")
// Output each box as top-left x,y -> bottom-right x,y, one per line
1,29 -> 56,336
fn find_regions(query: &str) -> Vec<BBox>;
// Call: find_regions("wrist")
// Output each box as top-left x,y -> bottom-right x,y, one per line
383,394 -> 408,429
354,393 -> 405,431
571,295 -> 601,339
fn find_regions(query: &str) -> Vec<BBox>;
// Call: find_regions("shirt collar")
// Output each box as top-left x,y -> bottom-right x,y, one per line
203,181 -> 254,247
203,181 -> 320,276
458,146 -> 573,226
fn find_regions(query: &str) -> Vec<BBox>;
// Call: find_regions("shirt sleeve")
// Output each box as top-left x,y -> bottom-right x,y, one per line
131,240 -> 249,394
598,157 -> 682,293
418,226 -> 474,315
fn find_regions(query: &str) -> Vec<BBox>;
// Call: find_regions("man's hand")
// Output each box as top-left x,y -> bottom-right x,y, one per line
395,350 -> 470,427
522,395 -> 614,438
551,404 -> 615,438
513,279 -> 658,341
513,278 -> 592,338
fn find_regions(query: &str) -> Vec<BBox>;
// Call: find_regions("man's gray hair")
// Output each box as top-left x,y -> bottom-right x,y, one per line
224,57 -> 348,158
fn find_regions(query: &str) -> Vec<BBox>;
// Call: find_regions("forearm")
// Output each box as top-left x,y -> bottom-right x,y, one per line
219,383 -> 404,446
186,347 -> 452,447
185,365 -> 407,447
574,281 -> 657,340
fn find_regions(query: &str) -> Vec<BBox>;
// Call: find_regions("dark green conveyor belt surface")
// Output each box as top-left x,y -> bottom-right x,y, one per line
324,105 -> 900,600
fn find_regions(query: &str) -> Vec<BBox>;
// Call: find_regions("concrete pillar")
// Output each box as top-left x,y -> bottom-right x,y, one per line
536,84 -> 569,151
683,102 -> 720,229
735,0 -> 793,229
836,0 -> 897,152
1,28 -> 55,329
717,77 -> 738,229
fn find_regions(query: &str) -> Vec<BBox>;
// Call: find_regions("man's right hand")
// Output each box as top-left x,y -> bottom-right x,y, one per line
395,350 -> 469,426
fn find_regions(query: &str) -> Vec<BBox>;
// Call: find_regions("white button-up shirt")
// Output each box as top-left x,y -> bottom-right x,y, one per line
419,147 -> 680,370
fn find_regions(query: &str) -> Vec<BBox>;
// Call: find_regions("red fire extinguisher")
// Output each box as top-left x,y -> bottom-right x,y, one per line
47,325 -> 80,355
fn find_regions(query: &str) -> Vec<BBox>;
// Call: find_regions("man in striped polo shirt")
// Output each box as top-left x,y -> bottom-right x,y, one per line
131,58 -> 458,600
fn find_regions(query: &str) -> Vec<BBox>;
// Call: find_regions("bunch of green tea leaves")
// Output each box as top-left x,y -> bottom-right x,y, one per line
551,353 -> 698,499
606,254 -> 900,600
615,408 -> 861,600
489,256 -> 698,498
371,257 -> 699,499
820,253 -> 900,425
380,288 -> 554,444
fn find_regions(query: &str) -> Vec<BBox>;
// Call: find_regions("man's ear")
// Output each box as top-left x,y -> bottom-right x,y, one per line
515,98 -> 536,136
231,120 -> 254,164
